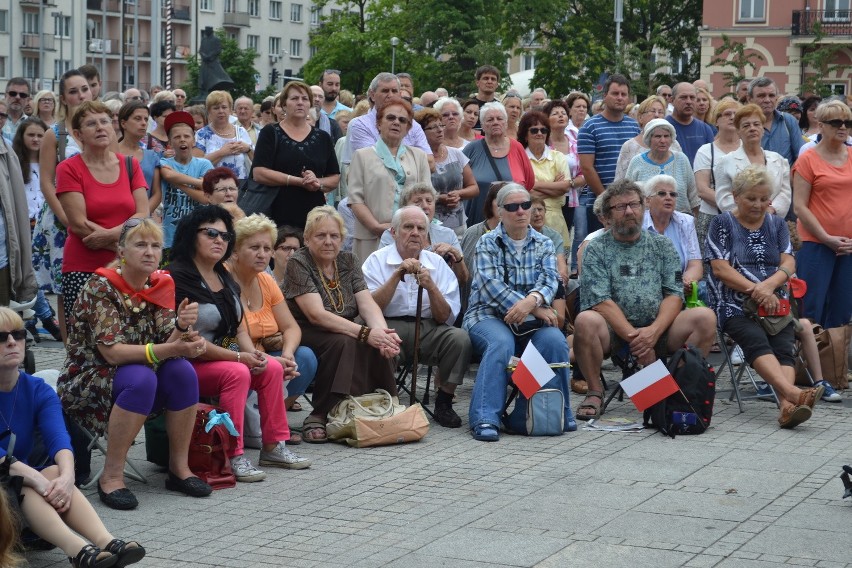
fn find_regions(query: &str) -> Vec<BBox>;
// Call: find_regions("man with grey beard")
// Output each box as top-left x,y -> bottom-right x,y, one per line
571,180 -> 716,420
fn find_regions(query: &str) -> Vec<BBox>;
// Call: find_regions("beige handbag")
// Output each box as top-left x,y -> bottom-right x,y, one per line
326,389 -> 430,447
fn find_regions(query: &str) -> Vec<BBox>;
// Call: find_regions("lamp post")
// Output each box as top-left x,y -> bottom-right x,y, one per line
390,36 -> 399,74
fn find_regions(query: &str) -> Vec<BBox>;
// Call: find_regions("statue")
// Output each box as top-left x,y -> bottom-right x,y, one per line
198,27 -> 235,97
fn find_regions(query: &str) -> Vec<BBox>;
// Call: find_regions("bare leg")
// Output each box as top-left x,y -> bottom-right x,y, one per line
797,318 -> 824,382
166,405 -> 197,479
100,405 -> 147,493
751,355 -> 799,410
573,311 -> 611,416
667,307 -> 717,356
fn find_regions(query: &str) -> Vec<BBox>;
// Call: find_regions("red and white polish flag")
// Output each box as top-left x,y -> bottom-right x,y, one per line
620,359 -> 679,412
512,342 -> 556,399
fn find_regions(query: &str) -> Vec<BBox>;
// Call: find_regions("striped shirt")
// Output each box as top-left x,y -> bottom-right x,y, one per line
577,114 -> 640,189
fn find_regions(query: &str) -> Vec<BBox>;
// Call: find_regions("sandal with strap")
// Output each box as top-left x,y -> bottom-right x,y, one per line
778,404 -> 812,429
69,544 -> 117,568
302,424 -> 327,443
103,539 -> 146,568
797,384 -> 824,409
576,390 -> 604,421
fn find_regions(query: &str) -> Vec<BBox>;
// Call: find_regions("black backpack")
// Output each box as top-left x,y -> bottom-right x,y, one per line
643,346 -> 716,438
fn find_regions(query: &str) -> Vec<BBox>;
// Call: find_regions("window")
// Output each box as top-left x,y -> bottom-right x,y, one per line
54,59 -> 71,79
672,52 -> 690,75
123,64 -> 135,87
290,3 -> 302,22
269,36 -> 281,57
289,38 -> 301,57
738,0 -> 765,21
0,56 -> 7,79
249,0 -> 260,17
522,53 -> 536,71
309,45 -> 317,58
270,1 -> 282,19
227,31 -> 237,42
828,82 -> 847,95
310,6 -> 321,25
23,12 -> 40,34
200,0 -> 213,11
825,0 -> 851,21
23,57 -> 38,79
54,15 -> 71,37
87,19 -> 102,40
0,10 -> 8,33
247,34 -> 259,52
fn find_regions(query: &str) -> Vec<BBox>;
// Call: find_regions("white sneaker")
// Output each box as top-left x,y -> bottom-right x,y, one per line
259,442 -> 312,470
230,455 -> 266,482
730,345 -> 745,365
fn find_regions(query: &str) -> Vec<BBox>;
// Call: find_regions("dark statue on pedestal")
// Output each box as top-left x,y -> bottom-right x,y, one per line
198,27 -> 235,97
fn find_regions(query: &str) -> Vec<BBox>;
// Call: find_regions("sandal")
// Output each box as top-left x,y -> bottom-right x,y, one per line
286,400 -> 303,412
797,384 -> 824,409
302,424 -> 327,444
778,404 -> 812,429
103,539 -> 146,568
288,432 -> 303,445
69,544 -> 117,568
576,390 -> 603,421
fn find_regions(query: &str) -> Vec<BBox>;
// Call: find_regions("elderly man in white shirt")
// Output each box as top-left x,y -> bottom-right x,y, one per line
362,205 -> 472,428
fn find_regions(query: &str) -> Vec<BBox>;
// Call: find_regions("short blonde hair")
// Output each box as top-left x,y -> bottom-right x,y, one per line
815,99 -> 852,122
709,98 -> 741,125
120,218 -> 163,247
234,213 -> 277,249
0,307 -> 24,331
152,90 -> 176,104
304,206 -> 346,240
732,164 -> 772,197
636,95 -> 666,116
205,90 -> 233,112
353,99 -> 371,118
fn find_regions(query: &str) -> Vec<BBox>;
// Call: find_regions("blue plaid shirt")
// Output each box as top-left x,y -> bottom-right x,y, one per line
463,223 -> 558,330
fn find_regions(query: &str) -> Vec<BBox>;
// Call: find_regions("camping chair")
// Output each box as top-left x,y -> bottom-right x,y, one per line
395,363 -> 436,419
716,329 -> 780,412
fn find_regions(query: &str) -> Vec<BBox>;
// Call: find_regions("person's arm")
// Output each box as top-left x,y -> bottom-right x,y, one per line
457,164 -> 479,200
579,153 -> 604,195
366,262 -> 405,311
160,166 -> 208,203
613,143 -> 632,182
350,203 -> 387,236
147,166 -> 162,211
714,158 -> 735,212
39,129 -> 69,226
695,169 -> 716,208
79,187 -> 149,250
771,157 -> 792,218
353,289 -> 402,358
683,259 -> 703,287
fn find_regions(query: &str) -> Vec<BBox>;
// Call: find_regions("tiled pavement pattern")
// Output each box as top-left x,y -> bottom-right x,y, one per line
23,338 -> 852,568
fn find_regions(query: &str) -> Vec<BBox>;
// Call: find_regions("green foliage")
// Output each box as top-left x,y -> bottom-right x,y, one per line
799,22 -> 848,97
708,34 -> 765,89
183,29 -> 261,101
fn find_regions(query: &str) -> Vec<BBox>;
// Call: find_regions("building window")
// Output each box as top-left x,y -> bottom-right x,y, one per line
290,3 -> 302,22
0,56 -> 7,79
522,53 -> 536,71
200,0 -> 213,12
673,52 -> 690,75
825,0 -> 851,21
23,57 -> 38,79
290,38 -> 301,58
54,59 -> 71,79
269,36 -> 281,57
123,64 -> 135,87
54,15 -> 71,38
249,0 -> 260,17
738,0 -> 765,21
270,1 -> 282,20
247,34 -> 259,52
828,82 -> 848,95
0,10 -> 9,33
310,6 -> 321,25
23,12 -> 40,34
309,45 -> 317,58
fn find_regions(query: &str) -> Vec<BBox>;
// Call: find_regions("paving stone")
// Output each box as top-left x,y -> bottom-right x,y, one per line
741,526 -> 852,564
594,511 -> 737,547
415,527 -> 566,566
635,489 -> 770,522
535,542 -> 694,568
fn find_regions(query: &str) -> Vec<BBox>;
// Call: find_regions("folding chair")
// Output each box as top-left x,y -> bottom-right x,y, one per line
395,363 -> 436,419
716,329 -> 780,412
78,426 -> 148,490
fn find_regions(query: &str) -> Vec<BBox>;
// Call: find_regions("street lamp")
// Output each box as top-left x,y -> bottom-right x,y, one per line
390,36 -> 399,74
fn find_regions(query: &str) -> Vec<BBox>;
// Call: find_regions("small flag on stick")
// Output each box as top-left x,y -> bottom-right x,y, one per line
619,359 -> 679,412
512,342 -> 556,398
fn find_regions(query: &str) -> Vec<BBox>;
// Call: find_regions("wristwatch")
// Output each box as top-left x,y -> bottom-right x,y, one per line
529,291 -> 544,308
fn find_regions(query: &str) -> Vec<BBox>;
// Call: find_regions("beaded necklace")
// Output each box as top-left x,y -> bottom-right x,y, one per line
317,260 -> 345,314
115,267 -> 150,313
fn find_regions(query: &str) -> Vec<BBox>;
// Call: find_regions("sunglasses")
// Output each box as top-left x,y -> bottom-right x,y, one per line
502,200 -> 532,212
384,114 -> 409,124
119,217 -> 148,243
6,91 -> 30,99
528,127 -> 549,135
0,113 -> 7,119
0,330 -> 28,342
822,119 -> 852,129
655,191 -> 678,198
198,227 -> 233,242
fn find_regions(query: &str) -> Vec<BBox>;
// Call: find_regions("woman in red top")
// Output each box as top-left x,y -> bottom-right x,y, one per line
56,101 -> 149,325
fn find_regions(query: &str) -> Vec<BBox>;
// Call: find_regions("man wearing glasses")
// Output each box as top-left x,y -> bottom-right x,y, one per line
2,78 -> 31,139
572,179 -> 716,421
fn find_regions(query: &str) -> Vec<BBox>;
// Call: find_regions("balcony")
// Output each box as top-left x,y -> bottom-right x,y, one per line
88,38 -> 119,54
162,1 -> 192,21
792,9 -> 852,36
161,44 -> 192,60
124,42 -> 153,57
86,0 -> 122,11
124,0 -> 152,14
21,0 -> 57,8
21,33 -> 56,51
222,11 -> 250,27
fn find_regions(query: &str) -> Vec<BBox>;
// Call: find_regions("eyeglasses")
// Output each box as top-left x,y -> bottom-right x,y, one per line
384,114 -> 409,124
0,330 -> 28,342
276,245 -> 298,253
0,113 -> 7,120
822,119 -> 852,129
39,99 -> 55,104
128,96 -> 143,101
441,112 -> 460,118
424,123 -> 445,131
610,201 -> 642,212
6,91 -> 30,99
213,185 -> 238,194
655,191 -> 678,198
528,127 -> 549,135
198,227 -> 233,241
502,200 -> 532,212
661,93 -> 672,99
175,93 -> 186,99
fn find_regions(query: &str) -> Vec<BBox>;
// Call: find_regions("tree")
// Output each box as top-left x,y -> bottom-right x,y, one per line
183,29 -> 261,101
708,34 -> 765,90
798,23 -> 848,97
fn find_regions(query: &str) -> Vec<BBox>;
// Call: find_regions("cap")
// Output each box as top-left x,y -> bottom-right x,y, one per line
164,111 -> 196,133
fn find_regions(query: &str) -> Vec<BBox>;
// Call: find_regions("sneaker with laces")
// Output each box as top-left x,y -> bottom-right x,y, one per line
229,455 -> 266,482
816,380 -> 842,402
730,345 -> 745,365
259,442 -> 312,469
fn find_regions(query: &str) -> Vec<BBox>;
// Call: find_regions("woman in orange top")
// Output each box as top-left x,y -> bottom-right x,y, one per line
229,214 -> 317,414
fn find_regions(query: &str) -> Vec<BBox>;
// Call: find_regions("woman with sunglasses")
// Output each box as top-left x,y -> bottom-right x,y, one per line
791,100 -> 852,331
0,306 -> 147,567
464,183 -> 574,442
169,205 -> 310,483
348,96 -> 430,262
59,218 -> 211,510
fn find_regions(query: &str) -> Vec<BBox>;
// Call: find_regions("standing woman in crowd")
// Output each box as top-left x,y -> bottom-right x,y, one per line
56,101 -> 150,326
458,99 -> 481,145
503,93 -> 523,140
146,100 -> 175,156
791,100 -> 852,329
435,98 -> 467,149
117,101 -> 163,212
193,90 -> 253,181
252,81 -> 339,229
564,92 -> 590,266
614,96 -> 672,181
34,69 -> 93,338
694,87 -> 715,124
32,90 -> 57,128
799,96 -> 822,140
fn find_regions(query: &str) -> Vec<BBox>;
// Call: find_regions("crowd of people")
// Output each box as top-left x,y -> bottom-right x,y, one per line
1,62 -> 851,565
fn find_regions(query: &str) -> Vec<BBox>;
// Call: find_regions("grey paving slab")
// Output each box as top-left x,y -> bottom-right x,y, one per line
740,525 -> 852,564
634,489 -> 771,522
414,527 -> 568,566
535,541 -> 695,568
594,510 -> 739,547
681,465 -> 806,497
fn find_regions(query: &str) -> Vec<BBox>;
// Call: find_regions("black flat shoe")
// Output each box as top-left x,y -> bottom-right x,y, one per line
97,482 -> 138,511
69,544 -> 117,568
103,539 -> 146,568
165,471 -> 213,497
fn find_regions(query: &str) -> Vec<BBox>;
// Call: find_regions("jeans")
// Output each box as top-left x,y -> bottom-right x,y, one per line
467,318 -> 575,431
797,241 -> 852,328
287,346 -> 318,397
33,290 -> 53,321
570,191 -> 601,272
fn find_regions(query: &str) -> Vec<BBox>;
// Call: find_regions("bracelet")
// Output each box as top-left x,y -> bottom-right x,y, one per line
777,266 -> 793,279
357,325 -> 371,344
175,320 -> 189,333
144,343 -> 154,364
286,174 -> 291,186
319,182 -> 324,192
236,351 -> 241,363
569,178 -> 575,189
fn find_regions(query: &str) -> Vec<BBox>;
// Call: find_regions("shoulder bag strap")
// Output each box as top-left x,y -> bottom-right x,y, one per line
496,236 -> 510,284
482,138 -> 504,181
125,155 -> 134,190
247,124 -> 280,185
57,125 -> 68,165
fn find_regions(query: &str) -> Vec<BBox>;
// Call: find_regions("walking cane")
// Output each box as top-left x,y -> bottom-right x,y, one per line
410,284 -> 424,406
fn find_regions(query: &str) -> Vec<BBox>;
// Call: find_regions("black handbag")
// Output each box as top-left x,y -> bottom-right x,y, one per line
238,125 -> 280,216
1,430 -> 26,530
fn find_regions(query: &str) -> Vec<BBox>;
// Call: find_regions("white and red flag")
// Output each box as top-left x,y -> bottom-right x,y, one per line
620,359 -> 679,411
512,342 -> 556,399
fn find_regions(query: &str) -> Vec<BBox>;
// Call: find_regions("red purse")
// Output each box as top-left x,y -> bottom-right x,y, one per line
187,404 -> 237,490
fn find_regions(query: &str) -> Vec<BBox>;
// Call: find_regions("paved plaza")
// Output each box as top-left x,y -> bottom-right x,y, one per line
22,337 -> 852,568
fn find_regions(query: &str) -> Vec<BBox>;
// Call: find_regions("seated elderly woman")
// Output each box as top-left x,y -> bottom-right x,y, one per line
58,218 -> 211,511
169,205 -> 310,482
705,165 -> 824,429
464,183 -> 574,442
379,182 -> 469,284
2,306 -> 147,567
624,118 -> 699,215
202,166 -> 240,206
229,214 -> 318,417
284,206 -> 401,443
641,175 -> 703,293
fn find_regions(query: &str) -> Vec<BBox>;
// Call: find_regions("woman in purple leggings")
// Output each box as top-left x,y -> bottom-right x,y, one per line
58,218 -> 211,511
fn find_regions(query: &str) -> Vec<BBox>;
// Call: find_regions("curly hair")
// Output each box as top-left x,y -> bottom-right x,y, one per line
202,167 -> 239,196
234,213 -> 277,250
170,204 -> 236,265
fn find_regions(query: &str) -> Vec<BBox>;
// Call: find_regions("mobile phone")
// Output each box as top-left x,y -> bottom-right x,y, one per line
758,298 -> 790,317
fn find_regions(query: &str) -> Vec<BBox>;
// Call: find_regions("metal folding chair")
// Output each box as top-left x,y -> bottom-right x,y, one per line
78,426 -> 148,490
716,329 -> 780,412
